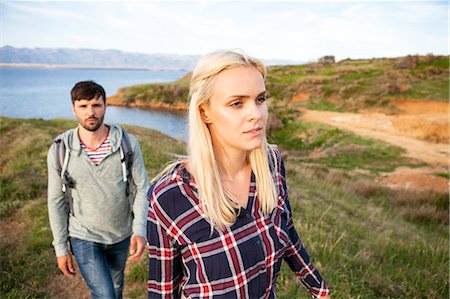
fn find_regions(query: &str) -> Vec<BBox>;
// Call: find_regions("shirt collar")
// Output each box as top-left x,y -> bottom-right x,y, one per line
69,124 -> 120,155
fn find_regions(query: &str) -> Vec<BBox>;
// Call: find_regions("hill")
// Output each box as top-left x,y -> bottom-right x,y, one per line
0,46 -> 200,70
108,54 -> 449,109
0,46 -> 304,71
0,117 -> 448,298
108,54 -> 449,173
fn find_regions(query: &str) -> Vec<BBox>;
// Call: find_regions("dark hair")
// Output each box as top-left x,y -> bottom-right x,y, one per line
70,81 -> 106,104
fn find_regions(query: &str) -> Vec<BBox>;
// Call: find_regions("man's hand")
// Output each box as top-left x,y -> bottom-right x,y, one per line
56,254 -> 76,277
128,234 -> 146,261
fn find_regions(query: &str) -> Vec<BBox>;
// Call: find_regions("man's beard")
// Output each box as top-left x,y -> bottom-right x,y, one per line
80,115 -> 104,132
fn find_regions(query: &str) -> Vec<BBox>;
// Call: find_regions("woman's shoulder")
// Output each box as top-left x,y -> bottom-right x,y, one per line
267,144 -> 284,169
268,143 -> 280,152
268,144 -> 287,194
149,162 -> 199,220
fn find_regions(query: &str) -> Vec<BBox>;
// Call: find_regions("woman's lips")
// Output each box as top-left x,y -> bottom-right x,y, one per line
244,127 -> 262,135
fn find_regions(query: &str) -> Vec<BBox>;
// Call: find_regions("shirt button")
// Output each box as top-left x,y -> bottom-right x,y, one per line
256,240 -> 261,245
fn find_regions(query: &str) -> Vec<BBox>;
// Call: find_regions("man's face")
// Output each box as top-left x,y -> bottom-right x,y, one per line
72,96 -> 106,132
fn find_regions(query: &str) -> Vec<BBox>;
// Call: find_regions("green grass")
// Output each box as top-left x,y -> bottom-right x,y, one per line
341,68 -> 383,81
0,117 -> 448,299
269,119 -> 409,173
1,198 -> 57,298
267,64 -> 308,84
416,56 -> 449,70
0,117 -> 185,298
301,97 -> 341,111
435,172 -> 449,179
276,165 -> 448,298
0,118 -> 75,218
401,78 -> 449,101
114,74 -> 190,106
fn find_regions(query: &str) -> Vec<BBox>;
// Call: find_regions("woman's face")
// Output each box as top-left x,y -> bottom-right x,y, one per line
201,66 -> 268,155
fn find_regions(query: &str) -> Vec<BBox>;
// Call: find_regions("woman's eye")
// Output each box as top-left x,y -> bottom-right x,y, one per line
230,101 -> 243,108
256,97 -> 267,104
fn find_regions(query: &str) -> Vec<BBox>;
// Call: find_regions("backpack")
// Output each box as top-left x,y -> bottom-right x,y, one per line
53,127 -> 136,216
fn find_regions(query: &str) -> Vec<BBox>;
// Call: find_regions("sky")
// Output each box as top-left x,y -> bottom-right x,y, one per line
1,0 -> 448,62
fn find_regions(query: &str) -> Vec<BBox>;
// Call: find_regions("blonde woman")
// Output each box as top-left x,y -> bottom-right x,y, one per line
147,50 -> 330,299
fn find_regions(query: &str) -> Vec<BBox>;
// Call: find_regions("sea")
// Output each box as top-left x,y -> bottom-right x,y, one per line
0,67 -> 188,140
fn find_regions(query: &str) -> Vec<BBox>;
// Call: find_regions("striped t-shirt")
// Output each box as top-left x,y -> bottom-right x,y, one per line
80,134 -> 112,165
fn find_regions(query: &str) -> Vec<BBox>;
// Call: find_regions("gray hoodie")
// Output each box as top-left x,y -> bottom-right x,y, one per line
47,124 -> 149,256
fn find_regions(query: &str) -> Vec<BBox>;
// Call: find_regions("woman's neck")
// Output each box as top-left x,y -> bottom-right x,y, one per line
214,149 -> 249,181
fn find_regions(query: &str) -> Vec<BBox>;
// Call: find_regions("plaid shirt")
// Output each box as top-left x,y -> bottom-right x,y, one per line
147,147 -> 329,298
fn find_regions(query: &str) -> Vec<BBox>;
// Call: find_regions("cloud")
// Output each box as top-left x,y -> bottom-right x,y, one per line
2,1 -> 447,60
4,1 -> 86,21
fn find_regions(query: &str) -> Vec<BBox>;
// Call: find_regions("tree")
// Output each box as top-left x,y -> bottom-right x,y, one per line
318,55 -> 335,64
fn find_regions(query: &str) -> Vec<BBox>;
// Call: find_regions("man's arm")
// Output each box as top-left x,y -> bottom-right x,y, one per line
47,144 -> 70,257
128,137 -> 149,260
128,234 -> 146,261
56,254 -> 76,277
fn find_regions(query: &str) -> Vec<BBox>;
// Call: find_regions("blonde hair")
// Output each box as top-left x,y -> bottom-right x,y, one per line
155,49 -> 278,229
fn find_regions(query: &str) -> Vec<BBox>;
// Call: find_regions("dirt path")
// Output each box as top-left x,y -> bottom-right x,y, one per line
300,108 -> 449,167
45,259 -> 144,299
0,204 -> 140,299
297,99 -> 449,192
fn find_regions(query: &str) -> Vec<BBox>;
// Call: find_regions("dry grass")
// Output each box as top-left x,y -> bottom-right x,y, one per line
1,118 -> 448,298
280,161 -> 448,298
387,189 -> 449,224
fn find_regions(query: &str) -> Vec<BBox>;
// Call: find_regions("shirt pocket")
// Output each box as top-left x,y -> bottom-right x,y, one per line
269,198 -> 291,253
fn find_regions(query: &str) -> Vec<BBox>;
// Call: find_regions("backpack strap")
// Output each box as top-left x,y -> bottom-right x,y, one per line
54,132 -> 75,215
54,134 -> 64,177
119,147 -> 128,182
120,128 -> 136,198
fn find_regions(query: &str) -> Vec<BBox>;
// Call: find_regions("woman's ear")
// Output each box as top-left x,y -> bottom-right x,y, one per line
199,105 -> 211,124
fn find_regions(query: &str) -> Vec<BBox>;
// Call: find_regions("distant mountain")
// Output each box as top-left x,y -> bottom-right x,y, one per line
0,46 -> 200,71
0,46 -> 303,70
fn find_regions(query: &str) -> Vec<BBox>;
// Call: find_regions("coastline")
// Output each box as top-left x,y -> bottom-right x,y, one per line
0,63 -> 188,71
107,95 -> 188,111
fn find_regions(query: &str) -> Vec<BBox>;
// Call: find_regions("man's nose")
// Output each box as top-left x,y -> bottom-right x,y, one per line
87,105 -> 95,115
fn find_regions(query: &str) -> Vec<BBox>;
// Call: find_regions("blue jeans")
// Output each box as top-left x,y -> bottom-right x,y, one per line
70,237 -> 130,299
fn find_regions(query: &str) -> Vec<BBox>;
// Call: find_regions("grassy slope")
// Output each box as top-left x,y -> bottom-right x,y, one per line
0,117 -> 185,298
1,117 -> 448,298
110,73 -> 191,108
111,55 -> 449,112
267,55 -> 449,111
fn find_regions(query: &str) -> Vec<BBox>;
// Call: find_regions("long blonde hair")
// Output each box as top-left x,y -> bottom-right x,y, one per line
155,50 -> 278,229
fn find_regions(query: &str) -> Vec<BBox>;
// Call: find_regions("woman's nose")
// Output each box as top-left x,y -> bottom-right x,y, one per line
247,102 -> 263,121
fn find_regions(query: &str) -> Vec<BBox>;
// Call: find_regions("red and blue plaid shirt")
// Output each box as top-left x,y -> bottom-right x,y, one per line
147,146 -> 329,298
